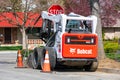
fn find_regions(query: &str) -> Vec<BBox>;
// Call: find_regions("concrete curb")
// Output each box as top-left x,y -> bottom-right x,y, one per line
97,68 -> 120,74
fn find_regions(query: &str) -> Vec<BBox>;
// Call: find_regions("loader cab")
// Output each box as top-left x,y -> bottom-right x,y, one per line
39,19 -> 54,42
40,19 -> 60,47
65,19 -> 93,33
62,13 -> 97,34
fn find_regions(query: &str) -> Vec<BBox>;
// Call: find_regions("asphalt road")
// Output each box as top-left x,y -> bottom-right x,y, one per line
0,51 -> 120,80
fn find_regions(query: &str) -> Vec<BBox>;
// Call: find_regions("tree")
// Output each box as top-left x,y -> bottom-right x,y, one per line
33,0 -> 64,12
0,0 -> 65,49
99,0 -> 120,26
64,0 -> 105,59
91,0 -> 120,59
0,0 -> 22,12
0,0 -> 39,49
89,0 -> 105,59
0,0 -> 12,12
63,0 -> 91,16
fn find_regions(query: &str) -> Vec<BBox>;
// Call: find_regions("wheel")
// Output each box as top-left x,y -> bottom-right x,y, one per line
27,53 -> 33,68
40,47 -> 56,70
84,59 -> 98,72
32,47 -> 44,69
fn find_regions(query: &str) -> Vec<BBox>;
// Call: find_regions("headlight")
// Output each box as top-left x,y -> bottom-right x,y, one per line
67,38 -> 70,43
91,38 -> 94,43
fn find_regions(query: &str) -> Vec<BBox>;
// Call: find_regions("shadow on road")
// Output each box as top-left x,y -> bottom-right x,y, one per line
54,66 -> 86,72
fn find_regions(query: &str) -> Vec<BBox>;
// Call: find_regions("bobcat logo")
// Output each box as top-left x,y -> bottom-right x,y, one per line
70,48 -> 76,54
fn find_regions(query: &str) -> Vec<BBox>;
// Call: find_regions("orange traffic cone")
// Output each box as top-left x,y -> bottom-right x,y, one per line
42,50 -> 51,72
17,50 -> 23,68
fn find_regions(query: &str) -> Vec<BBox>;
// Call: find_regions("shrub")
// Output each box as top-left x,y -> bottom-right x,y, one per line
0,46 -> 22,50
106,52 -> 120,60
21,49 -> 33,57
104,41 -> 118,53
106,53 -> 115,59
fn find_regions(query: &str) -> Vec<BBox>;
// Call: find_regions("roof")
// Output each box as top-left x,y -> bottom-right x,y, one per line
0,12 -> 42,28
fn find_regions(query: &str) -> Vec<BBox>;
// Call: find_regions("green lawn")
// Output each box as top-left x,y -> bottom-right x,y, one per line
0,46 -> 22,51
104,40 -> 120,60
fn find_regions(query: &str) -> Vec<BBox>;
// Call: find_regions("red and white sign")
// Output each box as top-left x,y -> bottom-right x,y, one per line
48,4 -> 64,15
69,48 -> 92,54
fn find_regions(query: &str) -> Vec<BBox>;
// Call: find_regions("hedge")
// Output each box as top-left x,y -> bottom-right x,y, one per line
104,41 -> 119,53
0,46 -> 22,51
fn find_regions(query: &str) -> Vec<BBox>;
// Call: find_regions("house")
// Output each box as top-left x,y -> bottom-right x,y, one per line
103,19 -> 120,40
0,12 -> 43,45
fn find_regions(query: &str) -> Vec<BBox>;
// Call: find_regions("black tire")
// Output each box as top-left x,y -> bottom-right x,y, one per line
84,59 -> 98,72
32,47 -> 44,69
40,47 -> 56,70
27,53 -> 33,68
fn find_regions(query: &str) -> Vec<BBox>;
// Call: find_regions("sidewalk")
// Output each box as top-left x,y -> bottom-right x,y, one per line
97,67 -> 120,74
0,51 -> 17,54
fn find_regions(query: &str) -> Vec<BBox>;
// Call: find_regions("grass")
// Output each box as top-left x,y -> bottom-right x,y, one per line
106,53 -> 115,59
0,46 -> 22,51
106,52 -> 120,60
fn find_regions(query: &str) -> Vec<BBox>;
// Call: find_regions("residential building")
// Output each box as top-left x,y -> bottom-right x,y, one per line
0,12 -> 42,45
103,19 -> 120,40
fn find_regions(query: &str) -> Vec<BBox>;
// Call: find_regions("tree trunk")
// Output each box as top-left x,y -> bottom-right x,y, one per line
22,27 -> 27,50
91,0 -> 106,59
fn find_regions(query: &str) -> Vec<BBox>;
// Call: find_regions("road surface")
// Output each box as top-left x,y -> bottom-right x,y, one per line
0,51 -> 120,80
